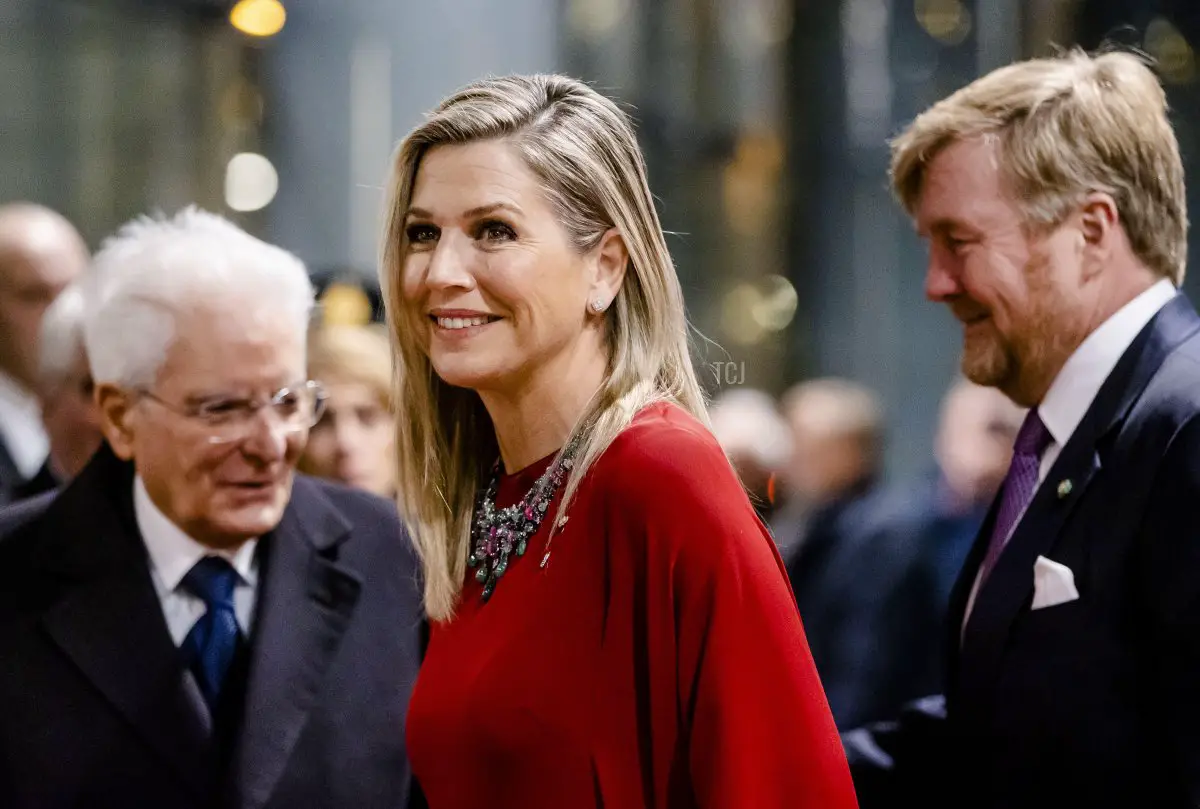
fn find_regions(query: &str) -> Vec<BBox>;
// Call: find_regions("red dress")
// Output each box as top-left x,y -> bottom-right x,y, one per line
406,402 -> 858,808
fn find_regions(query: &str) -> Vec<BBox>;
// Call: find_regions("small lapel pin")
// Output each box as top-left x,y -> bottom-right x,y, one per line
1057,479 -> 1073,499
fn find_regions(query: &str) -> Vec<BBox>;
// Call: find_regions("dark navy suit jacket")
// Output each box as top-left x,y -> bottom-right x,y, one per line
784,483 -> 941,730
0,445 -> 424,809
848,294 -> 1200,808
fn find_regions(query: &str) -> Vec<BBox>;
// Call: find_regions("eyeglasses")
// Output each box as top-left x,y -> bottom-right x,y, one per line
137,380 -> 329,445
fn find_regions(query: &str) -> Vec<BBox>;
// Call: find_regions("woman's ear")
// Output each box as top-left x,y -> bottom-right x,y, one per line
586,228 -> 629,315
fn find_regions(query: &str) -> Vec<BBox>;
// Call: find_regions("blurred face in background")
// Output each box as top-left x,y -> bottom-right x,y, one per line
301,377 -> 396,498
0,209 -> 89,388
787,422 -> 873,506
782,383 -> 880,508
935,381 -> 1024,509
40,354 -> 102,479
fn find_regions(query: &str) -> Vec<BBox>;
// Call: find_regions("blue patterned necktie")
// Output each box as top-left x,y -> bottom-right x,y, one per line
180,556 -> 240,711
976,408 -> 1053,587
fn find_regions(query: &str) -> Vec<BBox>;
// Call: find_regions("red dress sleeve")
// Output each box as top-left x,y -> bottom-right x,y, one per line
600,406 -> 859,808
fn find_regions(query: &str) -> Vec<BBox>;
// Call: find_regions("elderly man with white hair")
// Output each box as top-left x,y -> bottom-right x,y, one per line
0,208 -> 423,809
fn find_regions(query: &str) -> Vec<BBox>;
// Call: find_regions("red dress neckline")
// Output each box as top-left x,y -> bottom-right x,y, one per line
495,450 -> 559,509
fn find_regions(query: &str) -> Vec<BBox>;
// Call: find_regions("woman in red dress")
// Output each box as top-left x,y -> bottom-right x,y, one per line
380,73 -> 858,809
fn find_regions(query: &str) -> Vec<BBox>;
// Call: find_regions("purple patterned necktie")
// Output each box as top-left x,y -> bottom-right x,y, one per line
976,408 -> 1053,587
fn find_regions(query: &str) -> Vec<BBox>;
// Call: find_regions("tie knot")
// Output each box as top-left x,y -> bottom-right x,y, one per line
1014,408 -> 1052,457
181,556 -> 239,608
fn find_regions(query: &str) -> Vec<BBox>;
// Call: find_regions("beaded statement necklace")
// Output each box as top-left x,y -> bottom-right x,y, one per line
467,439 -> 580,602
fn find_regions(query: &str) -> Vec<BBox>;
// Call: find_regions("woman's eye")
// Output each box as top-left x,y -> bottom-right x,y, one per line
406,224 -> 439,244
477,220 -> 516,242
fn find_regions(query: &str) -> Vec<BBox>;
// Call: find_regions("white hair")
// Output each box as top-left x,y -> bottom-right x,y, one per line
83,207 -> 315,388
708,388 -> 792,471
38,281 -> 87,388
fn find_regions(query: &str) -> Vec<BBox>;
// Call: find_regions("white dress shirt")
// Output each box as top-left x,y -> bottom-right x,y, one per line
134,476 -> 260,646
0,369 -> 48,480
1037,278 -> 1178,478
963,278 -> 1178,628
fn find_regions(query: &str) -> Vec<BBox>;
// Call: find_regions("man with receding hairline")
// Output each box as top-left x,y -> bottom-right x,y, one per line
846,49 -> 1200,809
0,203 -> 89,505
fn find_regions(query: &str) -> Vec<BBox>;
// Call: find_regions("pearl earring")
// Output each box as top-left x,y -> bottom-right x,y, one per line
590,299 -> 606,313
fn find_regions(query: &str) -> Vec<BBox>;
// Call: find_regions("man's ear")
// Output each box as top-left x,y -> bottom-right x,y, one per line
96,383 -> 136,461
1078,191 -> 1120,279
585,228 -> 629,315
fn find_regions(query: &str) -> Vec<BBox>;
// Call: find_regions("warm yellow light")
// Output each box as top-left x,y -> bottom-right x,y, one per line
230,0 -> 286,38
721,284 -> 768,346
1145,17 -> 1196,84
567,0 -> 630,39
752,275 -> 798,332
915,0 -> 971,46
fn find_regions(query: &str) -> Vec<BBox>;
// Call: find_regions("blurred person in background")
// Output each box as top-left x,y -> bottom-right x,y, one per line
312,268 -> 387,326
0,208 -> 423,809
388,74 -> 856,809
777,378 -> 938,730
773,377 -> 884,556
707,387 -> 791,524
917,379 -> 1024,610
299,324 -> 397,498
0,203 -> 89,505
847,49 -> 1200,809
13,280 -> 104,500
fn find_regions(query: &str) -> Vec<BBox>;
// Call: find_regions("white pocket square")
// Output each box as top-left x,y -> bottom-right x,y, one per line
1031,555 -> 1079,610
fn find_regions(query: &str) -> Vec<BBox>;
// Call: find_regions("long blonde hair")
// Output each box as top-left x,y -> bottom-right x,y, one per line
379,74 -> 709,621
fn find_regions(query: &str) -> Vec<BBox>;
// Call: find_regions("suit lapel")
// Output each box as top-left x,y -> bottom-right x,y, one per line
953,294 -> 1200,710
954,445 -> 1101,706
231,477 -> 362,809
36,448 -> 211,793
41,568 -> 213,790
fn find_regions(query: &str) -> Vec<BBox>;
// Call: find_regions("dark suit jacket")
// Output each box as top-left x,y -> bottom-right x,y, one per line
0,446 -> 425,809
847,294 -> 1200,808
0,436 -> 25,507
10,458 -> 60,502
783,483 -> 941,730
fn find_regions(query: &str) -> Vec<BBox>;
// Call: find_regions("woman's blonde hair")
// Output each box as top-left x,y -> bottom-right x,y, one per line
379,74 -> 708,621
890,48 -> 1188,284
307,324 -> 394,410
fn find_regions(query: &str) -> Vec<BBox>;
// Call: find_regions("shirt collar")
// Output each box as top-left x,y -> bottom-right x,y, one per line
1039,278 -> 1177,448
0,368 -> 48,479
133,475 -> 258,592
